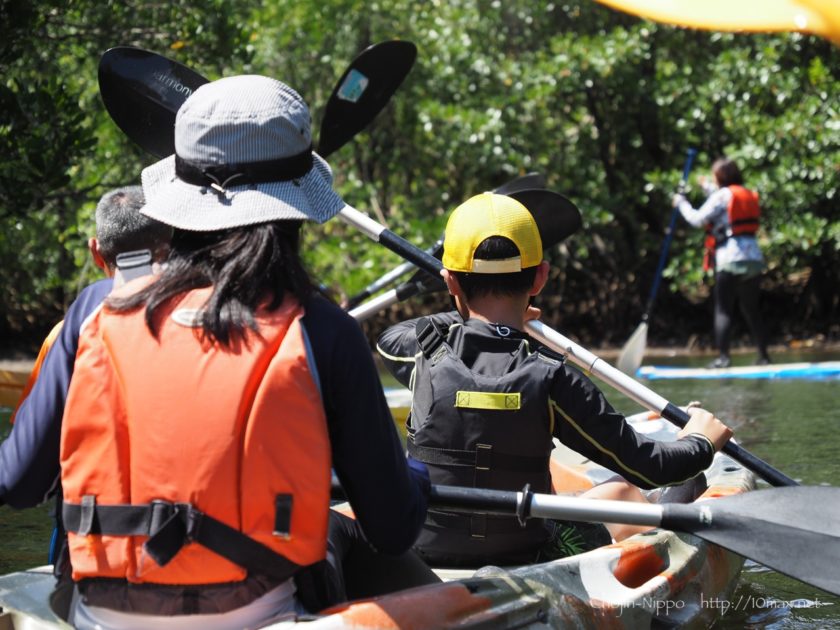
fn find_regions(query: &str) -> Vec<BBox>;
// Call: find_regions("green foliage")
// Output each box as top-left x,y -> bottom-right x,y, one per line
1,0 -> 837,349
0,0 -> 257,343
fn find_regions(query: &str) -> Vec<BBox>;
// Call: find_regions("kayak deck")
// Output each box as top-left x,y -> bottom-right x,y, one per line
269,411 -> 755,628
0,410 -> 755,629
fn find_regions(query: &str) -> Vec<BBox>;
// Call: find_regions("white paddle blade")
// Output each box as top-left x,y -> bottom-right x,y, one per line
617,321 -> 648,376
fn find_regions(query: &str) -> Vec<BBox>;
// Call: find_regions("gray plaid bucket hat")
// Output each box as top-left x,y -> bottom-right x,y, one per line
141,75 -> 345,231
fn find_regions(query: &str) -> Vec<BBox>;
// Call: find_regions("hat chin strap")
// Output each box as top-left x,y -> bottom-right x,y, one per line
174,148 -> 314,193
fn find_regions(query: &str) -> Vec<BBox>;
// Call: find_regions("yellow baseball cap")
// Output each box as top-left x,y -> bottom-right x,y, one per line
442,193 -> 543,273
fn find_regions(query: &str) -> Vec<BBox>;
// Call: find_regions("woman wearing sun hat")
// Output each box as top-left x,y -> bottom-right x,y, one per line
58,75 -> 431,628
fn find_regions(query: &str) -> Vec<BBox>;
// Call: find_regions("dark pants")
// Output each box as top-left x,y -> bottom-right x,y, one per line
295,510 -> 441,613
714,270 -> 769,359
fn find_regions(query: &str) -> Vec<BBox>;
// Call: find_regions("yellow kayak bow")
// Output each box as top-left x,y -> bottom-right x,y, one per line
595,0 -> 840,45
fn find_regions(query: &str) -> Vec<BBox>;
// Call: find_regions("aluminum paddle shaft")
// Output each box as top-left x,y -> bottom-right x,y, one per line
526,320 -> 798,487
337,204 -> 798,488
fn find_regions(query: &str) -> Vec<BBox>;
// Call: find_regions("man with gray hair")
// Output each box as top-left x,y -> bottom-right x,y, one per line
0,185 -> 171,585
88,185 -> 172,284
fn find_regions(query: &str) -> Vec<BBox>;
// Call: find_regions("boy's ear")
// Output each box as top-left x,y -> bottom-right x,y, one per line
442,269 -> 460,297
529,261 -> 550,296
442,269 -> 470,319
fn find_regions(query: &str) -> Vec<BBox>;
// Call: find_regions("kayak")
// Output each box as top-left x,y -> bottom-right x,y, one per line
638,360 -> 840,380
0,405 -> 755,629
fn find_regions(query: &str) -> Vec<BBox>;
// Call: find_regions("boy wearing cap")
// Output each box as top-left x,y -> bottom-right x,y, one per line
378,192 -> 732,568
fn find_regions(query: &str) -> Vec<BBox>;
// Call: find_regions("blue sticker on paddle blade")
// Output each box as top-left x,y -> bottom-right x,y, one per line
337,69 -> 369,103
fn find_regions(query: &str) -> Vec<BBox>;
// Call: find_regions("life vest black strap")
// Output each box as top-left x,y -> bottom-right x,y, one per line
415,317 -> 446,360
407,440 -> 549,473
63,497 -> 301,581
730,218 -> 759,234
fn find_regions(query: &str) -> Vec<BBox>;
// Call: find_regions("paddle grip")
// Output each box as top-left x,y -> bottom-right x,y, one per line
429,485 -> 521,516
660,403 -> 798,487
659,503 -> 708,535
379,230 -> 443,279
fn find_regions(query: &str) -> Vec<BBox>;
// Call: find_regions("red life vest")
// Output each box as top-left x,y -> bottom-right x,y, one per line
702,185 -> 761,271
60,287 -> 331,585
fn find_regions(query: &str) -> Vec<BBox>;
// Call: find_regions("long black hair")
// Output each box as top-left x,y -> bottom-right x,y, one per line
107,220 -> 313,346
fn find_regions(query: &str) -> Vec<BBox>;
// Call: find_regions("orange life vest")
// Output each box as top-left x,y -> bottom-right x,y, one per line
60,287 -> 331,585
10,320 -> 63,424
702,185 -> 761,271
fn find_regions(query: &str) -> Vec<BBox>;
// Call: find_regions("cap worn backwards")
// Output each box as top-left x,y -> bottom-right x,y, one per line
442,192 -> 543,273
140,74 -> 345,232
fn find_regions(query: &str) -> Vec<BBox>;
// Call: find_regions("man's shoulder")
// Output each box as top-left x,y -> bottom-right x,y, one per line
62,279 -> 112,339
73,279 -> 113,309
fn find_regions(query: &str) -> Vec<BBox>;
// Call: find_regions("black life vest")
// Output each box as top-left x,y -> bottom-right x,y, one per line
407,317 -> 562,567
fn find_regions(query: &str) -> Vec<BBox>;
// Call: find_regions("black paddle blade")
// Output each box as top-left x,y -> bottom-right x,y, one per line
506,189 -> 582,248
317,40 -> 417,158
492,172 -> 546,195
663,486 -> 840,596
98,47 -> 209,158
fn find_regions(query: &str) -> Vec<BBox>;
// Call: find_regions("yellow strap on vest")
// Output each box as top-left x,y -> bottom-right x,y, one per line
454,391 -> 521,410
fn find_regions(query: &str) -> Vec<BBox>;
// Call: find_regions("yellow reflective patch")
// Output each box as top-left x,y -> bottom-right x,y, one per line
455,391 -> 521,410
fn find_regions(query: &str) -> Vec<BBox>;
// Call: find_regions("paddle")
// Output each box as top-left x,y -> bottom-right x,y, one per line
318,40 -> 417,157
98,47 -> 797,488
426,484 -> 840,596
99,47 -> 209,158
349,187 -> 581,321
347,172 -> 550,315
98,40 -> 417,160
349,263 -> 444,321
328,479 -> 839,595
617,148 -> 697,376
336,188 -> 582,317
345,239 -> 443,311
344,172 -> 548,310
593,0 -> 840,46
333,201 -> 798,487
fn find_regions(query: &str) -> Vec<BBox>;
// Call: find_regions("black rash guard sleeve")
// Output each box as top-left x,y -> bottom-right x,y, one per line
302,296 -> 428,554
549,364 -> 714,489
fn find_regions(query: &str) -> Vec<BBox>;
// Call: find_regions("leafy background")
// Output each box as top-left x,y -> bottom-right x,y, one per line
1,0 -> 837,353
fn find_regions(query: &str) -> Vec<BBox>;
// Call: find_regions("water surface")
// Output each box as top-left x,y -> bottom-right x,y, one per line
1,350 -> 838,627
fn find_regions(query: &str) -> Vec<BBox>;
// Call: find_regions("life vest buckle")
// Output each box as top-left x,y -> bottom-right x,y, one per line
145,500 -> 203,567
